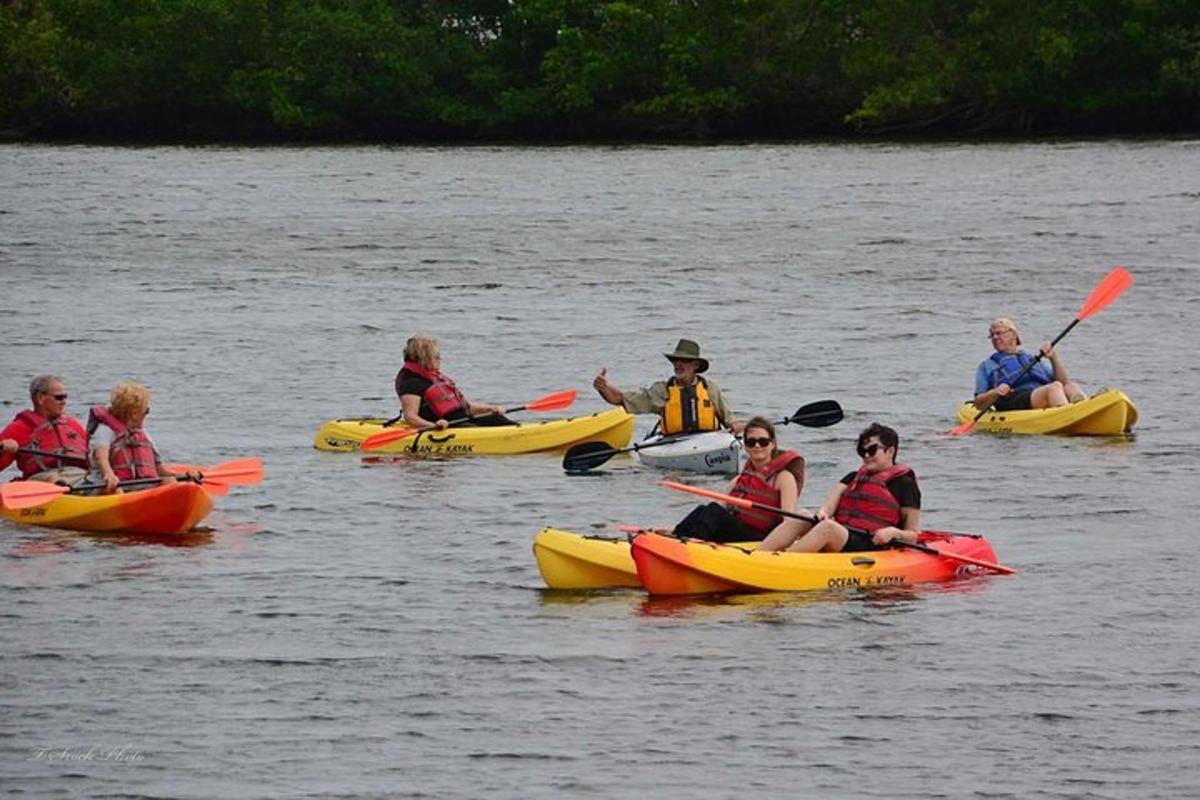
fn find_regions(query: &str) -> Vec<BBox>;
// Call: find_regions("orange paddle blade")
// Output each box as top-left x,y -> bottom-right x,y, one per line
948,419 -> 977,437
1078,266 -> 1133,321
523,389 -> 578,412
200,457 -> 264,486
361,427 -> 420,451
898,540 -> 1016,575
0,480 -> 70,509
660,480 -> 754,510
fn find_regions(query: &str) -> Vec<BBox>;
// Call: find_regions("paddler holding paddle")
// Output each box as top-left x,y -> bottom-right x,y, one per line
593,338 -> 743,434
87,381 -> 199,493
974,317 -> 1087,412
395,336 -> 513,431
0,375 -> 89,486
757,423 -> 921,553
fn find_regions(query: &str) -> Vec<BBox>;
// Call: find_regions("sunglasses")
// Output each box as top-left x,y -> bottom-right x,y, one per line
44,393 -> 69,401
744,437 -> 773,448
857,442 -> 883,458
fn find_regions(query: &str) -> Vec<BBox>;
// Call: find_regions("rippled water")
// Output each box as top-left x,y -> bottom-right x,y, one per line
2,141 -> 1199,798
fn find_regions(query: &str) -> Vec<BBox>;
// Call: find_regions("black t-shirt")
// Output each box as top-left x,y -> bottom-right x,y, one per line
394,368 -> 468,422
840,470 -> 921,509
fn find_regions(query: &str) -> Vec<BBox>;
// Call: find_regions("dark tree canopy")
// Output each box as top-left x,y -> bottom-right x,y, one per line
2,0 -> 1197,140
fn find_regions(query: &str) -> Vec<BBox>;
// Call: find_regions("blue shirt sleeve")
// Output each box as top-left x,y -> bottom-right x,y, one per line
974,360 -> 996,394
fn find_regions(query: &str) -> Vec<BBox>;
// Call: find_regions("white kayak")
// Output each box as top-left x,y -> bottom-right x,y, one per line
635,430 -> 743,475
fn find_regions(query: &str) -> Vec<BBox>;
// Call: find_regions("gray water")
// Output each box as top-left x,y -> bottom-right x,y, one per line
1,142 -> 1198,798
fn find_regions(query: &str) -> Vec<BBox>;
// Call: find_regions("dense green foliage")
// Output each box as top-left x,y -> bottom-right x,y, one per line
1,0 -> 1197,139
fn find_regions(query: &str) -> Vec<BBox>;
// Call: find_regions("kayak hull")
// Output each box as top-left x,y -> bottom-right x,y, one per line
636,430 -> 743,475
955,388 -> 1138,435
314,408 -> 635,455
630,531 -> 1001,595
533,527 -> 756,590
533,528 -> 644,589
1,482 -> 213,535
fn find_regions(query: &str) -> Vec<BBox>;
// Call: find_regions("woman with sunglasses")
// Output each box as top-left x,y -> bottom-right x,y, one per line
757,423 -> 920,553
974,317 -> 1086,412
671,416 -> 804,543
0,374 -> 89,485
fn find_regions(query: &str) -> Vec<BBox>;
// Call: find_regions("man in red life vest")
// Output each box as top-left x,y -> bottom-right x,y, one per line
756,422 -> 921,553
0,375 -> 90,485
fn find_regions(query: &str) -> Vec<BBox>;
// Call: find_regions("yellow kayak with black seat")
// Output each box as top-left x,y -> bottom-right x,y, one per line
314,408 -> 635,455
954,388 -> 1138,436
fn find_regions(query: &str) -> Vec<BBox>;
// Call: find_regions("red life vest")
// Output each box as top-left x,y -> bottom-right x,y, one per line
87,405 -> 160,480
834,464 -> 913,533
729,450 -> 805,534
399,361 -> 468,419
13,410 -> 88,477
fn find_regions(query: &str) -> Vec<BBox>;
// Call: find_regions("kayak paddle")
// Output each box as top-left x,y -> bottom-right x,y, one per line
660,480 -> 1015,575
0,457 -> 264,510
361,389 -> 578,451
15,447 -> 89,466
562,399 -> 844,473
950,266 -> 1133,436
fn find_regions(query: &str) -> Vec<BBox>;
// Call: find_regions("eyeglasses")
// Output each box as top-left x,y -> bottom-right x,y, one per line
44,393 -> 68,401
744,437 -> 773,448
988,329 -> 1013,339
857,442 -> 883,458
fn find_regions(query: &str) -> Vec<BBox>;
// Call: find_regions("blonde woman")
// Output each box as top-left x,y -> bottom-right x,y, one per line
394,336 -> 511,430
87,382 -> 180,493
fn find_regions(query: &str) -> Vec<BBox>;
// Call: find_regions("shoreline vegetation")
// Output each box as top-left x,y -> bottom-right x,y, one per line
2,0 -> 1198,143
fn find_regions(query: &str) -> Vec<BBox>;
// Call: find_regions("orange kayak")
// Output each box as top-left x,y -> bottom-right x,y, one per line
630,530 -> 1003,595
1,482 -> 213,535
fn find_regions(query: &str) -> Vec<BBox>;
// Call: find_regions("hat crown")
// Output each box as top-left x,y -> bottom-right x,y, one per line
668,338 -> 701,359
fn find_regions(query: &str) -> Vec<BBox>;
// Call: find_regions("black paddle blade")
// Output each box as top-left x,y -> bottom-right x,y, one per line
562,441 -> 620,472
785,399 -> 843,428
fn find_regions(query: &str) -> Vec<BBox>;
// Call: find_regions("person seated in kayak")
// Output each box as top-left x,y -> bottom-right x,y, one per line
0,374 -> 89,486
87,381 -> 191,493
671,416 -> 804,543
395,336 -> 512,431
592,338 -> 743,435
756,423 -> 920,553
974,317 -> 1087,412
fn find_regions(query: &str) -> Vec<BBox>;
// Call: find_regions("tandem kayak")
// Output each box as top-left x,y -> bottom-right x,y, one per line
533,527 -> 757,590
955,388 -> 1138,435
0,482 -> 213,535
635,430 -> 743,475
314,408 -> 636,455
630,530 -> 1003,595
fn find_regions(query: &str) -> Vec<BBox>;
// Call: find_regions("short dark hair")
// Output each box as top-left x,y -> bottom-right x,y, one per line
857,422 -> 899,458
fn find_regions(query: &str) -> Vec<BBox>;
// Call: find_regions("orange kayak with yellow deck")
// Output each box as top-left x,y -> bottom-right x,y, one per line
1,482 -> 213,535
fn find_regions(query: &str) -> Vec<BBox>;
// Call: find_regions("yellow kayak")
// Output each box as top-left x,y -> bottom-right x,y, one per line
1,482 -> 213,535
314,408 -> 635,455
533,527 -> 756,590
955,388 -> 1138,435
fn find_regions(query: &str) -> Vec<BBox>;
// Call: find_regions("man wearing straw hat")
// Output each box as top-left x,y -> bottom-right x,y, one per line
593,338 -> 742,435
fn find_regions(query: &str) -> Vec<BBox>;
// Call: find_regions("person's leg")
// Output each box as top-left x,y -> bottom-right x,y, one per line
1030,381 -> 1068,408
1064,382 -> 1087,402
757,515 -> 811,551
787,519 -> 850,553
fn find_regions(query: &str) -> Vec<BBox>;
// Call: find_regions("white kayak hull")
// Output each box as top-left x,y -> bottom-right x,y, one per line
636,431 -> 743,475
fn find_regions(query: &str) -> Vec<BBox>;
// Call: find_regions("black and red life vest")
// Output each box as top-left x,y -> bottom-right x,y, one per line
834,464 -> 912,533
398,361 -> 468,419
13,410 -> 88,477
729,450 -> 805,534
87,405 -> 160,480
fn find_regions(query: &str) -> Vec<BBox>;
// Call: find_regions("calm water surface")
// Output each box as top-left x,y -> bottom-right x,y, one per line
1,142 -> 1198,798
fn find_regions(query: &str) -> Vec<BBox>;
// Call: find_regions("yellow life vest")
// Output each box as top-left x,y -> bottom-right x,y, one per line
662,377 -> 720,434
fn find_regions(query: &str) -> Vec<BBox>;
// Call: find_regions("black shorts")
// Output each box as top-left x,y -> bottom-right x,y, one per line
842,528 -> 881,552
993,388 -> 1034,412
673,503 -> 763,543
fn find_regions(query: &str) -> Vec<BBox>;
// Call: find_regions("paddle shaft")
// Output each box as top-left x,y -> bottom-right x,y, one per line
15,447 -> 89,466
